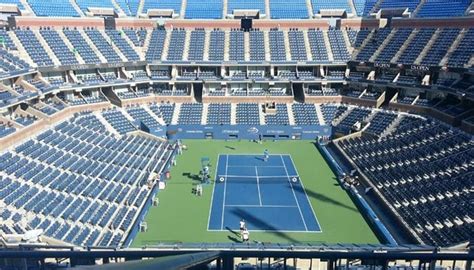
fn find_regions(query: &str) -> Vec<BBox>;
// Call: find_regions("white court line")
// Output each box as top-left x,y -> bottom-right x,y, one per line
222,175 -> 297,179
220,154 -> 228,230
226,165 -> 286,168
255,166 -> 262,206
206,154 -> 220,230
225,204 -> 298,208
280,154 -> 308,231
287,155 -> 323,233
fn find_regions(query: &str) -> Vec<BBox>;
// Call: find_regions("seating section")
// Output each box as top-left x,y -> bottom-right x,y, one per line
328,30 -> 351,62
228,0 -> 265,14
417,0 -> 470,18
269,29 -> 287,62
420,28 -> 460,66
249,30 -> 266,62
40,29 -> 79,65
375,28 -> 413,63
338,119 -> 473,246
0,0 -> 23,9
76,0 -> 115,13
208,30 -> 225,61
142,0 -> 182,14
229,30 -> 245,62
185,0 -> 222,19
447,29 -> 474,67
188,29 -> 205,61
265,104 -> 289,125
312,0 -> 351,14
0,113 -> 174,247
353,0 -> 377,16
364,112 -> 397,135
356,28 -> 391,62
0,48 -> 31,77
149,103 -> 175,125
27,0 -> 79,17
207,103 -> 231,124
15,29 -> 54,67
336,107 -> 371,130
167,29 -> 186,61
85,29 -> 122,63
307,30 -> 329,62
397,28 -> 436,65
102,109 -> 136,134
0,122 -> 15,138
178,103 -> 203,124
145,29 -> 167,61
270,0 -> 309,19
123,29 -> 147,47
376,0 -> 420,12
105,30 -> 140,62
288,30 -> 307,61
126,106 -> 161,129
292,103 -> 319,125
236,103 -> 260,125
63,29 -> 102,64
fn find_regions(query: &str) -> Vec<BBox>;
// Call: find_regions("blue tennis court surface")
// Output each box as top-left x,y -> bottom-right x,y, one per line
208,154 -> 321,232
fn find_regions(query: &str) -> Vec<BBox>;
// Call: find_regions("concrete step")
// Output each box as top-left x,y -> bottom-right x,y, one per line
315,104 -> 325,125
306,0 -> 314,18
341,29 -> 354,54
101,30 -> 128,62
244,31 -> 250,62
263,31 -> 271,62
203,30 -> 211,61
69,0 -> 85,17
230,103 -> 237,125
143,106 -> 166,125
302,30 -> 313,61
334,107 -> 353,126
264,0 -> 271,18
182,30 -> 191,61
287,103 -> 296,125
161,30 -> 172,61
258,103 -> 265,125
322,30 -> 334,62
283,30 -> 292,61
180,0 -> 187,18
224,30 -> 230,61
171,103 -> 181,125
201,103 -> 209,125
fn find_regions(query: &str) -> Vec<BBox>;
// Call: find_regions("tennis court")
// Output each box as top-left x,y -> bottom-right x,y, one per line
208,154 -> 321,232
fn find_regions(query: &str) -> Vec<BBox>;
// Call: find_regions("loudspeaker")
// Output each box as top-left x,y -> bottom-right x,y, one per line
241,18 -> 252,31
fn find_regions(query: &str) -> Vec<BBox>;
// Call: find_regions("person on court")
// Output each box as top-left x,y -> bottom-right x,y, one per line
242,228 -> 250,242
263,149 -> 269,162
239,219 -> 246,233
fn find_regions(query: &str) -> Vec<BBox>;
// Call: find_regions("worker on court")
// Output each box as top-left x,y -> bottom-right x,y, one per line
263,149 -> 269,162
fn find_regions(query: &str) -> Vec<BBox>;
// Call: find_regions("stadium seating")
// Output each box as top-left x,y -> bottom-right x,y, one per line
185,0 -> 222,19
292,103 -> 319,125
207,103 -> 231,124
376,0 -> 420,12
142,0 -> 182,14
228,0 -> 265,14
249,30 -> 266,62
353,0 -> 377,16
265,104 -> 290,125
27,0 -> 79,16
417,0 -> 470,18
397,28 -> 436,65
447,29 -> 474,67
269,0 -> 309,19
167,29 -> 186,61
236,103 -> 260,125
145,29 -> 167,61
208,30 -> 225,61
269,29 -> 287,62
63,28 -> 102,64
328,29 -> 351,62
102,109 -> 136,134
228,29 -> 245,62
420,28 -> 460,66
188,29 -> 205,61
288,29 -> 308,61
40,29 -> 79,65
15,29 -> 54,67
105,30 -> 140,62
85,29 -> 122,63
307,29 -> 329,62
338,119 -> 473,246
375,28 -> 413,63
178,103 -> 203,124
312,0 -> 352,14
